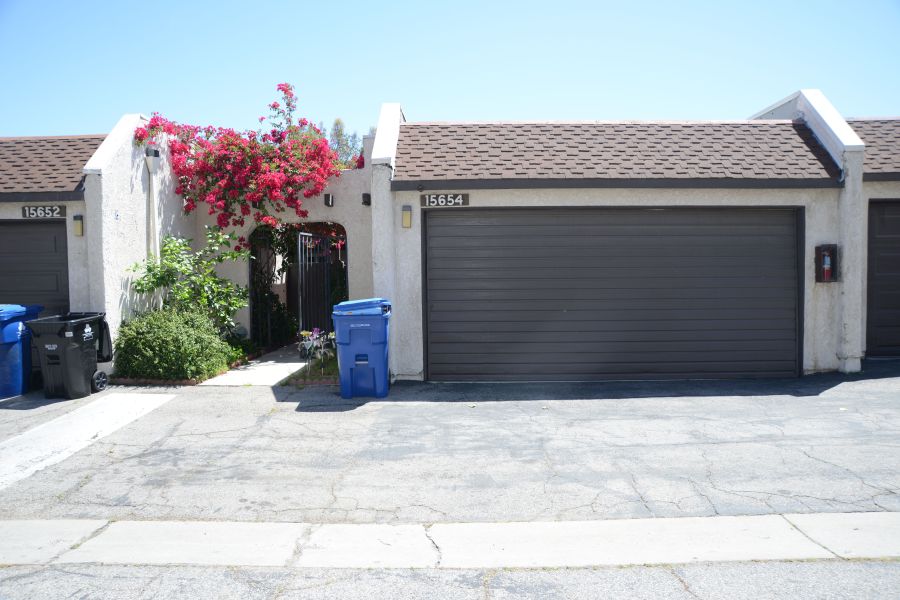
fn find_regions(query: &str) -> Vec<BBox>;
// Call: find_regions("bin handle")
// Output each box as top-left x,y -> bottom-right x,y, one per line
97,319 -> 113,362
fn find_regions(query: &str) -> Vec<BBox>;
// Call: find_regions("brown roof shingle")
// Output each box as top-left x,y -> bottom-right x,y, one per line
392,120 -> 842,190
0,135 -> 106,199
848,119 -> 900,180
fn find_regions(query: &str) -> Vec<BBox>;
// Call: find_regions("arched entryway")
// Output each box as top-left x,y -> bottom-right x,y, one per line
249,222 -> 348,348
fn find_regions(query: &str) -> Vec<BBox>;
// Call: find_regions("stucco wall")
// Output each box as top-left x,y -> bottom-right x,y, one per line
83,114 -> 189,342
384,187 -> 846,380
199,136 -> 376,333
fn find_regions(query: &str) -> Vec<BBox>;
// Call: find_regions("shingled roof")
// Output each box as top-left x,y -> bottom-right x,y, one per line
0,135 -> 106,201
391,120 -> 842,190
848,119 -> 900,180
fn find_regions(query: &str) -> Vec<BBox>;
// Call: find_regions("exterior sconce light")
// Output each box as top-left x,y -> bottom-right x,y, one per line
401,205 -> 413,229
362,193 -> 371,206
73,214 -> 84,237
324,194 -> 334,207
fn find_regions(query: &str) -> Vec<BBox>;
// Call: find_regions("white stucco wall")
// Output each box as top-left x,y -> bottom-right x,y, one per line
200,135 -> 376,332
82,114 -> 188,341
382,187 -> 846,380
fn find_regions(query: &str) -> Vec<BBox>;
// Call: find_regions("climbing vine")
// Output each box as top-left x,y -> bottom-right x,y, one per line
133,83 -> 344,249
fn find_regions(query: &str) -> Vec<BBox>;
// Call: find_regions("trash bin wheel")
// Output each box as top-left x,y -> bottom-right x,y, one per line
91,371 -> 108,392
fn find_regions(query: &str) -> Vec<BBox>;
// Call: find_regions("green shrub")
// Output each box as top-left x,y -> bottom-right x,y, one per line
114,309 -> 232,381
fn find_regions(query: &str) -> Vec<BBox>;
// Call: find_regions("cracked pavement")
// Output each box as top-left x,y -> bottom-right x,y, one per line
0,361 -> 898,524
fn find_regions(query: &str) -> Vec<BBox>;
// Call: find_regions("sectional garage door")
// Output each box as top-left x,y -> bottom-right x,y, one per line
424,207 -> 801,381
867,201 -> 900,356
0,221 -> 69,316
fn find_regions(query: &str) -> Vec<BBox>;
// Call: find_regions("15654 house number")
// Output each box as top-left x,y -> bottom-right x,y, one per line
420,193 -> 469,207
22,205 -> 65,218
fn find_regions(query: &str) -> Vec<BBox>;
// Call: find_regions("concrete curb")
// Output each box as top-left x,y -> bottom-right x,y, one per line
0,512 -> 897,569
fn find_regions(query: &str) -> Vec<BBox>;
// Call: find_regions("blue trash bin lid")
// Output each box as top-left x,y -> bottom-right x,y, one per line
0,304 -> 26,321
333,298 -> 390,316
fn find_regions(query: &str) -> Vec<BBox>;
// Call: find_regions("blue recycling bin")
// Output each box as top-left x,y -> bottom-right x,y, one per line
332,298 -> 391,399
0,304 -> 42,398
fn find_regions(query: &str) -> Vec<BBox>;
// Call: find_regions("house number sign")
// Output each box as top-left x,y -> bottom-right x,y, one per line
21,205 -> 66,218
420,193 -> 469,207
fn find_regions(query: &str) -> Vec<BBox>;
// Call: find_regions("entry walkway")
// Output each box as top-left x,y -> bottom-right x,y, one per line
200,345 -> 305,386
1,512 -> 898,568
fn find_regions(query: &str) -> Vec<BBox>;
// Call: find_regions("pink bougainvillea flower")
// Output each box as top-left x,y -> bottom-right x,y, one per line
131,83 -> 341,249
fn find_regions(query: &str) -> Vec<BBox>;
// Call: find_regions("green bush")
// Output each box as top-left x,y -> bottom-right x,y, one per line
114,309 -> 233,381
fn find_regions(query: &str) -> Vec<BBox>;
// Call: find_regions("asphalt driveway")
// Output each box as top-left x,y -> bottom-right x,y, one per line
0,361 -> 898,524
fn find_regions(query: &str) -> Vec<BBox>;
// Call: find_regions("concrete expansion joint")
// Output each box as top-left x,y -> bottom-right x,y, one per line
779,514 -> 842,559
666,565 -> 704,600
47,520 -> 112,565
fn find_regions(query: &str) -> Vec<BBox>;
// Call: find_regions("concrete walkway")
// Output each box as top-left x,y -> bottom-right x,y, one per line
200,345 -> 306,386
1,512 -> 898,568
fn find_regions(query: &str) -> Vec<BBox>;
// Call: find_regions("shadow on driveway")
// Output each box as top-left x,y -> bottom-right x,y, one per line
277,358 -> 900,413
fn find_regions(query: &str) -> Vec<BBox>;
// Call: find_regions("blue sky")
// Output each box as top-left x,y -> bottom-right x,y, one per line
1,0 -> 898,137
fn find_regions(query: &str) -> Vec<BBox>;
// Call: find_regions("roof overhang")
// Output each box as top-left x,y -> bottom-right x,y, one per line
0,190 -> 85,202
392,177 -> 843,192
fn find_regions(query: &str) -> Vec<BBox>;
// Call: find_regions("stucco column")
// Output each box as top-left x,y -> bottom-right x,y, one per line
838,150 -> 866,372
370,164 -> 397,301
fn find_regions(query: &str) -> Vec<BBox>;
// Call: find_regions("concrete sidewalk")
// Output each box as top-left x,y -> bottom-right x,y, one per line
1,512 -> 898,568
200,345 -> 306,386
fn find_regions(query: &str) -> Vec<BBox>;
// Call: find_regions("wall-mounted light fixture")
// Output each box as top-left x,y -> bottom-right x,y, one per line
362,193 -> 371,206
73,214 -> 84,237
324,194 -> 334,207
401,205 -> 413,229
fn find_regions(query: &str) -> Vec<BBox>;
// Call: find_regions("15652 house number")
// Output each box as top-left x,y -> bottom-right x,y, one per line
420,193 -> 469,207
22,205 -> 66,218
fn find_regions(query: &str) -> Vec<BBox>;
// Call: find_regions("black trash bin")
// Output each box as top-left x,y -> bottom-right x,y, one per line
26,312 -> 112,399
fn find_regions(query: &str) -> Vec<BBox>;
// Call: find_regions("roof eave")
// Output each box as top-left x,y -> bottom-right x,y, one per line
0,190 -> 86,202
391,177 -> 843,192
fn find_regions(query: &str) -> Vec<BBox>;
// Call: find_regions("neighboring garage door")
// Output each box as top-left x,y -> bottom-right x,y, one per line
0,221 -> 69,316
867,201 -> 900,356
424,207 -> 801,381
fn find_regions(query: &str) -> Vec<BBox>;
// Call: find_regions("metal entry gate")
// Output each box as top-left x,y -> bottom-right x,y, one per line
424,207 -> 802,381
298,232 -> 333,332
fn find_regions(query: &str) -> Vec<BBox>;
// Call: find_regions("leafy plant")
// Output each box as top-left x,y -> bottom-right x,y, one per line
131,226 -> 249,332
299,328 -> 335,376
114,309 -> 232,381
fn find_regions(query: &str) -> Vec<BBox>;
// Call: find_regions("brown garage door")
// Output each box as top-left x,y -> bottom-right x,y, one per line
0,220 -> 69,316
424,207 -> 801,381
867,201 -> 900,356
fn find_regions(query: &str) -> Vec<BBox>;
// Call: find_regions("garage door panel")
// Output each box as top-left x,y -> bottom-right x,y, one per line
429,244 -> 795,260
430,328 -> 796,343
427,224 -> 797,239
429,297 -> 797,312
427,277 -> 793,291
430,210 -> 794,227
429,361 -> 798,380
426,234 -> 795,249
425,207 -> 800,380
427,254 -> 796,271
431,339 -> 798,355
428,318 -> 798,334
428,286 -> 796,302
427,267 -> 798,281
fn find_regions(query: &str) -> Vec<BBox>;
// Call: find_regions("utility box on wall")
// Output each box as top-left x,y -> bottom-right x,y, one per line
815,244 -> 839,282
